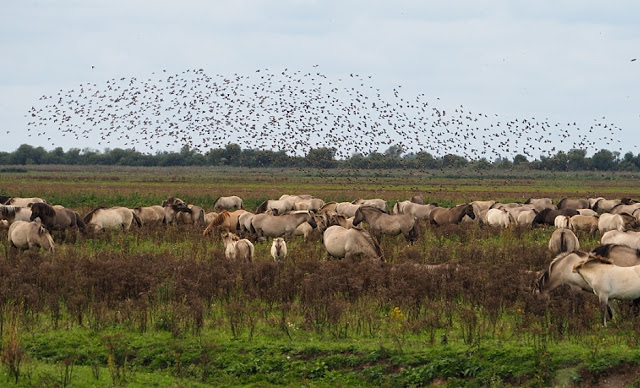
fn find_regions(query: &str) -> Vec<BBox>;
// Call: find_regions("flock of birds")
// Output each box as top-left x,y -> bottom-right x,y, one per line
20,66 -> 625,161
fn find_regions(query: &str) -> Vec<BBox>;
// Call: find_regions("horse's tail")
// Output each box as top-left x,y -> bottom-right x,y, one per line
74,211 -> 88,234
408,220 -> 420,242
557,198 -> 567,209
239,199 -> 244,210
559,230 -> 566,253
255,200 -> 268,214
362,230 -> 383,260
131,211 -> 143,228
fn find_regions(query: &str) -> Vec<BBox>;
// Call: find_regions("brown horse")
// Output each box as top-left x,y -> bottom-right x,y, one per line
202,210 -> 247,236
29,202 -> 86,240
429,204 -> 475,226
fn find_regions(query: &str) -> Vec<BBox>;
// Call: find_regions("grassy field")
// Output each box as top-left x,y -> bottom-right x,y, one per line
2,165 -> 640,387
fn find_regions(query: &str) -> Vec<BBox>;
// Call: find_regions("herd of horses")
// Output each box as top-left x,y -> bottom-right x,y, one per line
4,193 -> 640,326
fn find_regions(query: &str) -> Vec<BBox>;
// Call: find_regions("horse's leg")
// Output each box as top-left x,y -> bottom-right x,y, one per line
600,295 -> 610,327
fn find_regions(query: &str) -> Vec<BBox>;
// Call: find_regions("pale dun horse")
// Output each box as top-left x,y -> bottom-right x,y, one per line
8,220 -> 55,253
271,238 -> 287,261
573,256 -> 640,327
221,232 -> 254,261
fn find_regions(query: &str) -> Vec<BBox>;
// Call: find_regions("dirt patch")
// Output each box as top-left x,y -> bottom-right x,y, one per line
578,362 -> 640,388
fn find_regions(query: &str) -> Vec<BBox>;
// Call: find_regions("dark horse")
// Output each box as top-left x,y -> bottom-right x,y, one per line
30,202 -> 86,240
531,208 -> 578,227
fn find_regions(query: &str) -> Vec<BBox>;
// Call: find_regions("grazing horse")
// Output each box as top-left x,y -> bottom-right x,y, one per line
516,209 -> 538,226
255,198 -> 296,215
609,203 -> 640,215
334,202 -> 362,217
136,204 -> 193,225
250,212 -> 317,239
592,243 -> 640,265
8,220 -> 55,253
531,208 -> 578,227
352,199 -> 390,214
600,230 -> 640,249
212,196 -> 244,212
29,202 -> 86,239
203,210 -> 247,236
548,227 -> 580,255
0,205 -> 32,225
322,225 -> 382,263
557,198 -> 589,210
591,198 -> 622,212
525,198 -> 554,211
294,198 -> 325,212
598,213 -> 636,234
570,215 -> 599,236
221,232 -> 254,261
352,206 -> 419,243
393,201 -> 438,221
4,197 -> 47,207
573,256 -> 640,326
429,204 -> 475,226
486,208 -> 514,228
175,204 -> 205,225
83,206 -> 142,232
271,237 -> 287,261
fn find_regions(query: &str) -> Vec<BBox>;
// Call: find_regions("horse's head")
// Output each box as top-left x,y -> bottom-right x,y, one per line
465,204 -> 476,219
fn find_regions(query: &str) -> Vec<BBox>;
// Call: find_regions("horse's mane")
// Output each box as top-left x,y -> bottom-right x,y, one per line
30,202 -> 56,217
360,229 -> 383,259
556,198 -> 567,208
203,211 -> 230,236
0,195 -> 10,205
83,206 -> 106,223
255,199 -> 269,214
0,205 -> 17,217
573,255 -> 614,271
592,243 -> 640,259
212,196 -> 221,207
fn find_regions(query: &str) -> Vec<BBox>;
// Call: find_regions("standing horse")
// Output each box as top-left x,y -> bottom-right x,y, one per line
352,206 -> 419,243
83,206 -> 142,232
322,225 -> 382,263
352,199 -> 390,214
486,208 -> 514,228
255,198 -> 296,215
0,205 -> 32,225
8,220 -> 55,253
4,197 -> 47,207
334,202 -> 362,217
393,201 -> 438,221
29,202 -> 86,239
221,232 -> 254,261
429,204 -> 475,226
573,256 -> 640,326
548,227 -> 580,255
531,208 -> 578,227
134,204 -> 192,225
271,238 -> 287,261
250,212 -> 317,239
557,198 -> 590,210
600,230 -> 640,249
212,196 -> 244,212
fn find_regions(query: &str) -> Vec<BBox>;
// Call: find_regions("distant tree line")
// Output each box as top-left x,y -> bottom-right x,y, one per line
1,143 -> 639,172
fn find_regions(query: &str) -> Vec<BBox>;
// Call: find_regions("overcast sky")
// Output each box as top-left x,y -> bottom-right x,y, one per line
1,1 -> 638,160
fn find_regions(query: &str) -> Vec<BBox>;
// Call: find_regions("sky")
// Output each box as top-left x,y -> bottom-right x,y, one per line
1,0 -> 639,161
